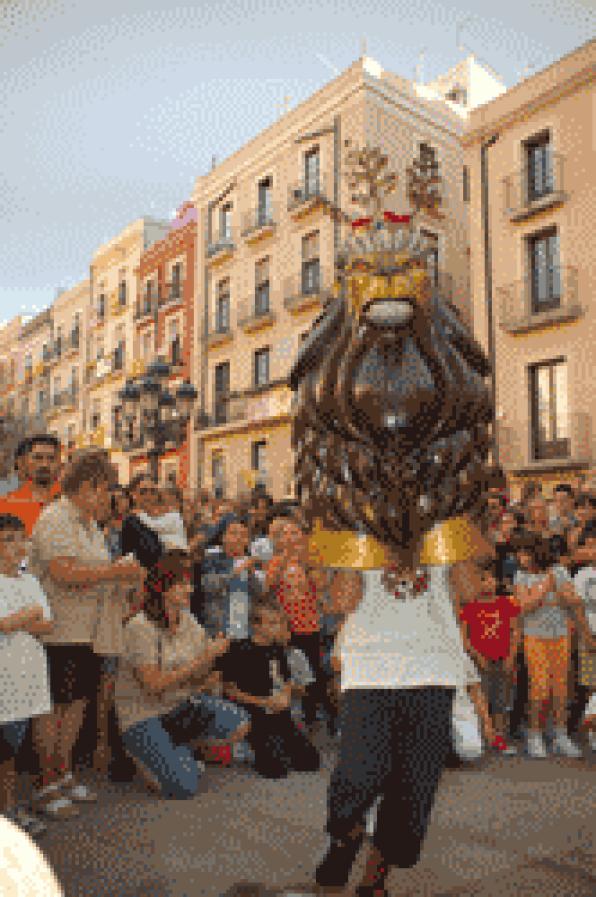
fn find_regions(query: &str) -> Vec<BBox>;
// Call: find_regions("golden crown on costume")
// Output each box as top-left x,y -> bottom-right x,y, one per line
325,141 -> 444,316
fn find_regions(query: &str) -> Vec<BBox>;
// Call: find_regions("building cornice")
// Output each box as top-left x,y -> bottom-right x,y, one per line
365,77 -> 465,143
92,217 -> 169,268
137,221 -> 197,273
52,281 -> 90,314
464,44 -> 596,146
19,308 -> 53,339
193,68 -> 365,202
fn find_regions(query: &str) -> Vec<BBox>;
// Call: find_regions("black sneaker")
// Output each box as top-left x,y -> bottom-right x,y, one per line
315,831 -> 365,888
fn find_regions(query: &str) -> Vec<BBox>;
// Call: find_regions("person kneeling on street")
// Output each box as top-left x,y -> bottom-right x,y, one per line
220,600 -> 320,779
114,552 -> 250,799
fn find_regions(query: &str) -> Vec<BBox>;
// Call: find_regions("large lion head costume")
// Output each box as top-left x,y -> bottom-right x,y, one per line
289,147 -> 494,567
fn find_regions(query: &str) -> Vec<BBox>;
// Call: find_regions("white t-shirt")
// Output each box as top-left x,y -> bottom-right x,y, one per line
0,573 -> 52,724
573,566 -> 596,635
336,567 -> 470,691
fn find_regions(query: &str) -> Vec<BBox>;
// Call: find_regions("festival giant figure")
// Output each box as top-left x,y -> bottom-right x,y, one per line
289,144 -> 495,897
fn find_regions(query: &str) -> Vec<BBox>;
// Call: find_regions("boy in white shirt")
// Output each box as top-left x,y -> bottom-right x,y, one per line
0,514 -> 53,837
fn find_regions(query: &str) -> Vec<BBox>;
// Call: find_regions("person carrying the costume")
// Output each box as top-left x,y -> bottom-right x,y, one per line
314,522 -> 491,897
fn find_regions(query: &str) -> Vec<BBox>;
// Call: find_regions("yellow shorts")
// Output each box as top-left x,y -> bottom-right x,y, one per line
524,634 -> 570,703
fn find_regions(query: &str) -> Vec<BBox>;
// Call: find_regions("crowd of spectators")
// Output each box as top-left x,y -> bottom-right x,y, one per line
457,476 -> 596,760
0,434 -> 594,840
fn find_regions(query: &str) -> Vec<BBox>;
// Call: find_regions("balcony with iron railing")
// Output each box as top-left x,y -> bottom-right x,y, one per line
112,345 -> 126,374
68,329 -> 80,352
111,289 -> 127,316
48,387 -> 79,413
502,153 -> 566,221
197,384 -> 292,431
168,339 -> 184,370
497,411 -> 594,473
287,174 -> 329,216
238,290 -> 276,333
241,204 -> 277,243
95,296 -> 107,325
497,266 -> 581,334
207,229 -> 236,264
283,266 -> 326,314
195,395 -> 246,430
161,279 -> 184,305
207,315 -> 234,349
135,294 -> 158,320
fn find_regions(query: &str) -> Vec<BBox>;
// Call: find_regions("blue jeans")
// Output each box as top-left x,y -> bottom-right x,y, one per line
0,719 -> 30,763
122,695 -> 249,799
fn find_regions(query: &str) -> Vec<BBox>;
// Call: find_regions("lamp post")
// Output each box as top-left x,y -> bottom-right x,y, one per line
118,358 -> 197,484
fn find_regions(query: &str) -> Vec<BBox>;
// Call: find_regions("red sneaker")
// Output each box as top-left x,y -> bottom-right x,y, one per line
204,744 -> 232,766
491,735 -> 517,756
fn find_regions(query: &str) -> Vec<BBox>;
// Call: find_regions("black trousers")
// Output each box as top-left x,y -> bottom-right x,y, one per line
327,687 -> 454,869
247,708 -> 320,778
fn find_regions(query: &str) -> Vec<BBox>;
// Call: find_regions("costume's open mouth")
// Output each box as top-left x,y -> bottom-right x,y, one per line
362,298 -> 414,327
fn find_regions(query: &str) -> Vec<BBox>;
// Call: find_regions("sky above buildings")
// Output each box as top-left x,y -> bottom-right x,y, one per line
0,0 -> 594,325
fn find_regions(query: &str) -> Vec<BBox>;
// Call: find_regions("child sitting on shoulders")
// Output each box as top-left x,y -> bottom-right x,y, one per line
0,514 -> 53,837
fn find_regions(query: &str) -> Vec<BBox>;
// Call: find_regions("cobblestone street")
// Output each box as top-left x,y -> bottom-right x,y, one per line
41,741 -> 596,897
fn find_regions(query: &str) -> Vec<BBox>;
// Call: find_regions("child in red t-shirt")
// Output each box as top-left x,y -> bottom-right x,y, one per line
460,559 -> 520,755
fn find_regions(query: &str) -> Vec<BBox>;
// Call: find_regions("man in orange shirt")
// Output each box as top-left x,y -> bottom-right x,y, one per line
0,436 -> 62,536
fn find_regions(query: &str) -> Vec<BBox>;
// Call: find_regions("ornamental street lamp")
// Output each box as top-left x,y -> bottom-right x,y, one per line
118,358 -> 197,483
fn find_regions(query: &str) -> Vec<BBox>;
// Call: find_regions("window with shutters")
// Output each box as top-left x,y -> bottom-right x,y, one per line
251,440 -> 267,478
301,232 -> 320,294
220,203 -> 233,241
525,132 -> 553,203
304,147 -> 320,197
254,347 -> 270,388
255,258 -> 270,315
257,177 -> 273,225
214,362 -> 230,424
170,263 -> 182,300
528,228 -> 560,313
529,359 -> 569,461
215,278 -> 230,332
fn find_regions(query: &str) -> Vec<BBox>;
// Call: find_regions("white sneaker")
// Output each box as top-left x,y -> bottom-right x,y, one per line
526,731 -> 547,758
552,731 -> 582,759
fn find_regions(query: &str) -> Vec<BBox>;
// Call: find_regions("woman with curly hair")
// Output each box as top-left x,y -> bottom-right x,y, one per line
115,552 -> 250,798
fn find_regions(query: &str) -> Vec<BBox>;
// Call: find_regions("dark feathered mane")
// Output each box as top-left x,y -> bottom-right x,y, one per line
290,290 -> 494,560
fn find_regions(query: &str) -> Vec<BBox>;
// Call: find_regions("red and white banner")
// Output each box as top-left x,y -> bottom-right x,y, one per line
351,212 -> 411,229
